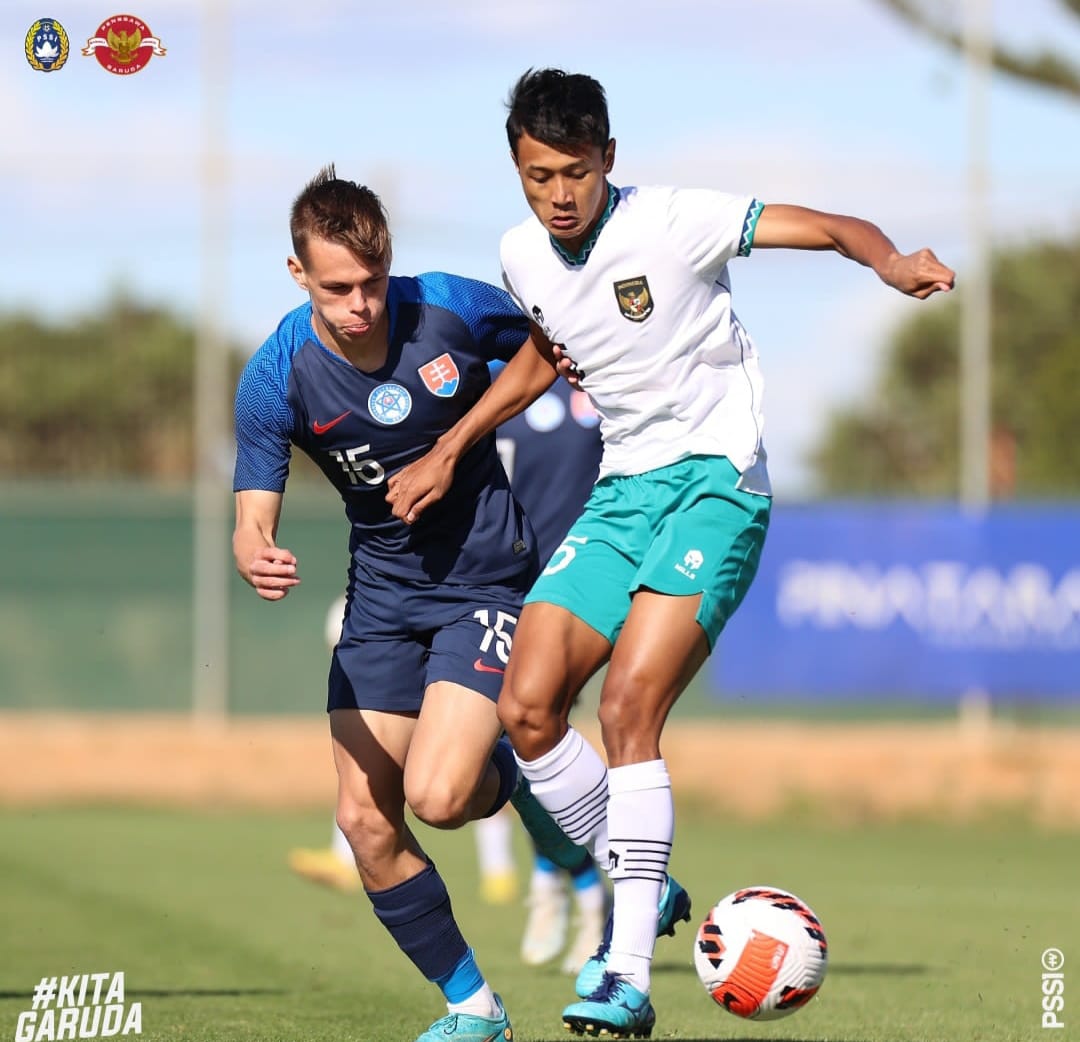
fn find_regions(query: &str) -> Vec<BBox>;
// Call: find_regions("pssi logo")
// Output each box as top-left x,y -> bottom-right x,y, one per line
25,19 -> 69,72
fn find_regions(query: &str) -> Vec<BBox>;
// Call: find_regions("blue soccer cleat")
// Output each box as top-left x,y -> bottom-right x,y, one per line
414,994 -> 513,1042
574,876 -> 691,998
562,973 -> 655,1038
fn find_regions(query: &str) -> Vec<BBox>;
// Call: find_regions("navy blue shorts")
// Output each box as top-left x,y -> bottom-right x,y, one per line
327,559 -> 530,713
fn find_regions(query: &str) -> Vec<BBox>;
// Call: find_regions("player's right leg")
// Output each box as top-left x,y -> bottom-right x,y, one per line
332,709 -> 510,1042
330,564 -> 511,1042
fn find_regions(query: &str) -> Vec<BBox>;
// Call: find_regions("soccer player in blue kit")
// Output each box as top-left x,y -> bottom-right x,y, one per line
233,165 -> 578,1042
387,69 -> 955,1038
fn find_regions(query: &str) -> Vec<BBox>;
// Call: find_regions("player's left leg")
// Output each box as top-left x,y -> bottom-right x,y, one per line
563,456 -> 770,1035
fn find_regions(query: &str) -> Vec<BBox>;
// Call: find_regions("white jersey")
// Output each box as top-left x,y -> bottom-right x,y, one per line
500,184 -> 771,495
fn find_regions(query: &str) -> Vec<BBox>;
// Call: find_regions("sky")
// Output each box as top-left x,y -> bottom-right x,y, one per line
4,0 -> 1080,495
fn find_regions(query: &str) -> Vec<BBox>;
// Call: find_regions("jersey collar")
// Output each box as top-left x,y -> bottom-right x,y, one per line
549,183 -> 620,267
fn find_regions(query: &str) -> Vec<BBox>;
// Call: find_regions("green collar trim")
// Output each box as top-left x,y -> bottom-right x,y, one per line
550,183 -> 620,267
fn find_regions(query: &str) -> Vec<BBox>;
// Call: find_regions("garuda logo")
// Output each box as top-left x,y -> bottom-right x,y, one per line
613,276 -> 654,322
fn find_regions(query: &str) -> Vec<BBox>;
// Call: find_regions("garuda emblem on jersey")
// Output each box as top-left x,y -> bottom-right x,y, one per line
614,276 -> 654,322
418,353 -> 460,398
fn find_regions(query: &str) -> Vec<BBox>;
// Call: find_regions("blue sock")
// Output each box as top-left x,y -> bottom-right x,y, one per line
482,735 -> 518,818
533,854 -> 559,874
570,858 -> 602,890
368,861 -> 474,989
433,948 -> 485,1004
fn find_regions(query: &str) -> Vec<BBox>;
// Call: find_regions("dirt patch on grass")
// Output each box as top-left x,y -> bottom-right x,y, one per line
2,713 -> 1078,828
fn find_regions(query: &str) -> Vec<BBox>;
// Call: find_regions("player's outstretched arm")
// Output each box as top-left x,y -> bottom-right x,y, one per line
386,327 -> 559,525
233,489 -> 300,601
753,204 -> 955,299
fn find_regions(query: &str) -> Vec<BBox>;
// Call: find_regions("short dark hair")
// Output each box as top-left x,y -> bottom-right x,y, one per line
289,164 -> 392,268
505,68 -> 610,157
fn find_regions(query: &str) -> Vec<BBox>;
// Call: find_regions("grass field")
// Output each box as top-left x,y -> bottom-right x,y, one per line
2,805 -> 1074,1042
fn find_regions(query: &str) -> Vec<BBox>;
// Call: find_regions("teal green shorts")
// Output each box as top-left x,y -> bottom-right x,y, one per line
525,455 -> 770,649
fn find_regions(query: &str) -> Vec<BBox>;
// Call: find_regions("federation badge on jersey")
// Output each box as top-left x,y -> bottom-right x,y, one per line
25,19 -> 69,72
368,383 -> 412,425
614,276 -> 654,323
82,15 -> 166,75
418,353 -> 460,398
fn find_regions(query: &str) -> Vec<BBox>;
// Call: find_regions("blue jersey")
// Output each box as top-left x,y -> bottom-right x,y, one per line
494,376 -> 603,565
234,272 -> 535,585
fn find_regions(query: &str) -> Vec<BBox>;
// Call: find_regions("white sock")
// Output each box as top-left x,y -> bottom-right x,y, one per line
474,811 -> 515,876
604,759 -> 673,995
447,982 -> 500,1019
515,727 -> 610,864
331,821 -> 353,866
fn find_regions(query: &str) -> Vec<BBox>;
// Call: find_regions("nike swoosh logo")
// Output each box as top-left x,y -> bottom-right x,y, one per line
473,658 -> 505,675
312,410 -> 352,435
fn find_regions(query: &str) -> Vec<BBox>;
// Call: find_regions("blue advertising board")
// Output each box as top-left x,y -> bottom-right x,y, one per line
714,505 -> 1080,700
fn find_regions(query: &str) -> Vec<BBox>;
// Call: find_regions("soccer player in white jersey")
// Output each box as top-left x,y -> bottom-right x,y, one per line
387,67 -> 955,1037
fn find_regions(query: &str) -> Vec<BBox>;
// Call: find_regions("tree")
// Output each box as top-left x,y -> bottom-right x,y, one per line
876,0 -> 1080,102
812,236 -> 1080,497
0,295 -> 243,478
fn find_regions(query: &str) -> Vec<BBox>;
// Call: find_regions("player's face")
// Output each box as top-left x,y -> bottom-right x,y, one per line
512,132 -> 615,253
288,236 -> 390,356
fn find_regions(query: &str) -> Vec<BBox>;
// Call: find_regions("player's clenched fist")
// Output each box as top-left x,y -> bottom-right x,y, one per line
241,546 -> 300,601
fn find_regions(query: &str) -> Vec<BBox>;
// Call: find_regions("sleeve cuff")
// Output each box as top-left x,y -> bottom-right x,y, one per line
738,199 -> 764,257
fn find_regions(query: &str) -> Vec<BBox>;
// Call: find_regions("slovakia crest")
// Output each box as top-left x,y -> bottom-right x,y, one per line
25,19 -> 69,72
368,383 -> 412,425
418,353 -> 460,398
614,276 -> 654,322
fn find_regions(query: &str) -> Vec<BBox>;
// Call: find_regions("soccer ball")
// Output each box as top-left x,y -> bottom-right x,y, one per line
693,885 -> 828,1020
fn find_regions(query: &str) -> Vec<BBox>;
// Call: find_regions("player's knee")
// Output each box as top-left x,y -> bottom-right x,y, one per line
336,801 -> 396,862
597,678 -> 656,747
497,682 -> 554,747
404,776 -> 470,830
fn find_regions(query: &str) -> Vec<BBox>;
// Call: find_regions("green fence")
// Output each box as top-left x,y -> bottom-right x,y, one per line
1,483 -> 349,714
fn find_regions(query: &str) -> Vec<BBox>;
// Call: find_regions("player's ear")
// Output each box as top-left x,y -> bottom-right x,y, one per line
509,147 -> 520,171
603,139 -> 616,174
286,255 -> 307,291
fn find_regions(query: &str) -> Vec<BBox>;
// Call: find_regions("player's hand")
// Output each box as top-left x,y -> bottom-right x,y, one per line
243,546 -> 300,601
387,450 -> 454,524
882,248 -> 955,299
553,344 -> 586,389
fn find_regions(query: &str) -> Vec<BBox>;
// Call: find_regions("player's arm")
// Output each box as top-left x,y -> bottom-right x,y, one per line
233,489 -> 300,601
752,204 -> 955,300
386,324 -> 559,524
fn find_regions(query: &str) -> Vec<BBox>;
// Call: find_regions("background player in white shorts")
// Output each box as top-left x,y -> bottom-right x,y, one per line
387,68 -> 955,1037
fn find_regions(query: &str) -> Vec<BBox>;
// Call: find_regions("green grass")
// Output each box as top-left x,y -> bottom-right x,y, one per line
1,806 -> 1075,1041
